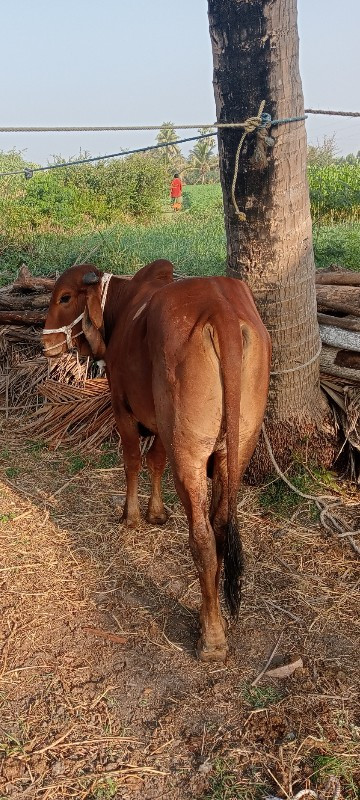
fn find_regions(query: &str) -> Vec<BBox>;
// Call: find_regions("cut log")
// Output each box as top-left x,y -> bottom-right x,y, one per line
320,344 -> 360,384
319,324 -> 360,352
334,350 -> 360,370
13,265 -> 56,292
316,285 -> 360,317
0,310 -> 46,324
316,270 -> 360,286
317,313 -> 360,333
0,293 -> 51,311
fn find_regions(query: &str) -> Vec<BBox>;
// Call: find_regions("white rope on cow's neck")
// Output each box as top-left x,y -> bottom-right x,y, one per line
100,273 -> 112,311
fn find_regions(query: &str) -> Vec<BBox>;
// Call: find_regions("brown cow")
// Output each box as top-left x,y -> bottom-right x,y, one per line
43,260 -> 271,662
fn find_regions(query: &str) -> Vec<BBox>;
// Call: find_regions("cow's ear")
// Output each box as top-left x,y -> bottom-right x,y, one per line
86,289 -> 103,330
82,272 -> 103,330
82,304 -> 106,359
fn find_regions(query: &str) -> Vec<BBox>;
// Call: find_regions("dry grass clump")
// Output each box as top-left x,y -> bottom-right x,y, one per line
0,426 -> 359,799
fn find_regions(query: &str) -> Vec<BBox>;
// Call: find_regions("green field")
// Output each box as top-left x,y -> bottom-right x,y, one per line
0,172 -> 359,284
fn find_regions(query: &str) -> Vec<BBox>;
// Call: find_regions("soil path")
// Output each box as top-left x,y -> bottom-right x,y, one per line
0,428 -> 359,799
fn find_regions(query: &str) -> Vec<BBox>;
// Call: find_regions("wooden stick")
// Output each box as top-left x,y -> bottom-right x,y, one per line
251,631 -> 284,686
319,324 -> 360,352
82,626 -> 127,644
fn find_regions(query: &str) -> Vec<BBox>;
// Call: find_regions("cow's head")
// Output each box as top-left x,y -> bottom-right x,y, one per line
43,263 -> 108,359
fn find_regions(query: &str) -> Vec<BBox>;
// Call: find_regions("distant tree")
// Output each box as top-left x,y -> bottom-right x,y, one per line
307,134 -> 339,166
344,152 -> 359,164
156,122 -> 183,173
187,128 -> 219,184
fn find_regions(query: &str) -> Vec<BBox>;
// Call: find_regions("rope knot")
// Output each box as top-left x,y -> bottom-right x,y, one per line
231,100 -> 273,220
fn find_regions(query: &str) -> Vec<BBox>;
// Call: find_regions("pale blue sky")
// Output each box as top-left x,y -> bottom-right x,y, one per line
0,0 -> 359,165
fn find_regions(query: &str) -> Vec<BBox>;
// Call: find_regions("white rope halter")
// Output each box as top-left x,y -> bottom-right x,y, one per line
43,272 -> 112,352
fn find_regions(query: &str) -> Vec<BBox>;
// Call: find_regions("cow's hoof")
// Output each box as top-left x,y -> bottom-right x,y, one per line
146,509 -> 168,526
197,639 -> 228,663
121,511 -> 141,529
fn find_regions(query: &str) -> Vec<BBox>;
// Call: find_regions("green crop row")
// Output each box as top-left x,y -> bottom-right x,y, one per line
308,163 -> 360,223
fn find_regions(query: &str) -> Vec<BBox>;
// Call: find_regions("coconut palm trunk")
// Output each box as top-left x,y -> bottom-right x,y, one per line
207,0 -> 328,430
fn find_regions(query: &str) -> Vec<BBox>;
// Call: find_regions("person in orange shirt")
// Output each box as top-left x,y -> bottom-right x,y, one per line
170,173 -> 183,211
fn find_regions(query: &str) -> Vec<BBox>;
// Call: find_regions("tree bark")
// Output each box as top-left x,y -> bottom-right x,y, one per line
316,285 -> 360,316
319,325 -> 360,352
321,345 -> 360,383
208,0 -> 326,425
316,271 -> 360,286
0,293 -> 51,311
0,310 -> 47,324
317,313 -> 360,333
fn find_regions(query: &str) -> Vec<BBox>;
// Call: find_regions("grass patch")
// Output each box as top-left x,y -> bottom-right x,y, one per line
89,778 -> 117,800
0,732 -> 25,757
313,222 -> 360,270
312,754 -> 359,800
203,758 -> 269,800
259,463 -> 338,518
25,439 -> 47,456
0,185 -> 358,281
203,759 -> 242,800
96,448 -> 119,469
5,466 -> 20,479
67,454 -> 87,476
242,684 -> 283,709
0,513 -> 14,523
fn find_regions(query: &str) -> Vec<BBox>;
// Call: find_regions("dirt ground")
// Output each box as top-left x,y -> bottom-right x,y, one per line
0,422 -> 359,800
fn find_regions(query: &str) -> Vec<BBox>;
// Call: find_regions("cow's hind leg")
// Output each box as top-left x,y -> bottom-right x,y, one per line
146,436 -> 167,525
172,459 -> 228,662
113,409 -> 142,528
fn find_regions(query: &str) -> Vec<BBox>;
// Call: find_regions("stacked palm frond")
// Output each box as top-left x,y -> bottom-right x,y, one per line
25,377 -> 116,451
0,267 -> 92,414
317,267 -> 360,480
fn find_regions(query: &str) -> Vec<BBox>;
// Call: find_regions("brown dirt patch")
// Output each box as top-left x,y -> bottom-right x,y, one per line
0,422 -> 359,799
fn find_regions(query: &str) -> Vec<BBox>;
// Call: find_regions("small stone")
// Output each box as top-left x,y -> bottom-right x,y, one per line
51,760 -> 65,777
198,759 -> 212,774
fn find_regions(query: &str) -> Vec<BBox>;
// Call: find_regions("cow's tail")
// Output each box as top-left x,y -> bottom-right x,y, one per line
210,312 -> 244,619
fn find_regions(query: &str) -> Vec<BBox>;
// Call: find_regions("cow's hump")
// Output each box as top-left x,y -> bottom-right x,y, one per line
132,260 -> 174,286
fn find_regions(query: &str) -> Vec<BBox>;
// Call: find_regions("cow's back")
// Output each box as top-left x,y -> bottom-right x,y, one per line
146,276 -> 270,461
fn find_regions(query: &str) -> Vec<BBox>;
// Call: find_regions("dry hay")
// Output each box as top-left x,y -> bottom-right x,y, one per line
0,426 -> 359,799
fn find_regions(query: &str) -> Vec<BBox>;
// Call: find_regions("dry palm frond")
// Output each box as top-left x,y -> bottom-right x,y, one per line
24,377 -> 116,450
0,325 -> 45,412
321,376 -> 360,483
0,321 -> 93,413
